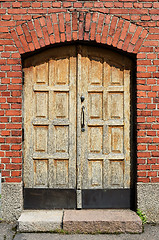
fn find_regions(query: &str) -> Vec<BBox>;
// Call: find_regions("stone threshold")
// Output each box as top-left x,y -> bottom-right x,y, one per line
18,209 -> 142,234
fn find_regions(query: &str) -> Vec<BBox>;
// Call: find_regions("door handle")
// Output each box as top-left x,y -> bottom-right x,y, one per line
81,106 -> 85,132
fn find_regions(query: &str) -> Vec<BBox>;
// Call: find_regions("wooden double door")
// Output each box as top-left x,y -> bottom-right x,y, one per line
23,45 -> 132,209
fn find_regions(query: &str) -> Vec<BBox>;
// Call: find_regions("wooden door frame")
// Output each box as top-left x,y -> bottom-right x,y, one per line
22,42 -> 136,210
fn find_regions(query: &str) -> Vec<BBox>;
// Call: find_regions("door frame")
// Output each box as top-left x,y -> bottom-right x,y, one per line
22,42 -> 136,210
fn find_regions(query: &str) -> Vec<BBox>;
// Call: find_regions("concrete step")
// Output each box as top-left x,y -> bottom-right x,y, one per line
18,209 -> 142,233
63,209 -> 142,234
18,210 -> 63,232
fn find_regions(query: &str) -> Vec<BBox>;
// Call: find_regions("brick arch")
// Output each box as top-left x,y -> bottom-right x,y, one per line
10,11 -> 148,55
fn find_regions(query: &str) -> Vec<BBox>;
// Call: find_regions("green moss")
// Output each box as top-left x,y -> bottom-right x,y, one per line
137,209 -> 147,224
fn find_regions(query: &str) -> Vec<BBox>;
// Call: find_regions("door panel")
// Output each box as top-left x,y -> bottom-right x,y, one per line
23,46 -> 77,190
77,45 -> 131,194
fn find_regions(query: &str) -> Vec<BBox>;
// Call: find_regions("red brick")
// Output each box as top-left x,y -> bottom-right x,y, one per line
53,23 -> 60,43
39,17 -> 46,27
46,16 -> 53,35
92,12 -> 98,22
0,117 -> 9,123
49,34 -> 55,44
12,2 -> 21,8
58,13 -> 65,33
28,9 -> 47,14
117,40 -> 124,50
138,165 -> 151,170
1,145 -> 10,151
152,165 -> 159,170
5,150 -> 22,156
109,16 -> 118,36
72,12 -> 78,31
39,38 -> 45,48
1,130 -> 10,136
0,164 -> 4,169
42,26 -> 50,46
0,138 -> 5,143
122,33 -> 133,51
137,145 -> 146,150
6,110 -> 21,116
109,9 -> 128,14
34,19 -> 43,38
22,23 -> 32,43
85,13 -> 91,32
43,2 -> 51,8
1,104 -> 10,109
32,2 -> 41,8
0,110 -> 4,116
151,178 -> 159,183
90,22 -> 96,41
112,19 -> 124,47
22,2 -> 31,8
73,2 -> 82,8
11,117 -> 22,123
72,32 -> 77,41
137,178 -> 150,183
11,170 -> 22,177
12,158 -> 22,164
84,2 -> 93,8
148,145 -> 157,151
148,172 -> 157,177
78,12 -> 84,41
11,145 -> 22,150
144,40 -> 159,46
52,2 -> 61,8
5,178 -> 22,183
30,30 -> 40,49
19,34 -> 30,52
134,38 -> 145,53
137,172 -> 146,177
8,9 -> 27,14
137,137 -> 152,143
63,2 -> 72,8
101,24 -> 109,44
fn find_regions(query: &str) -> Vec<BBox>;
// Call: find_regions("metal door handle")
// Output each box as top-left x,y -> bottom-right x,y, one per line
81,106 -> 85,132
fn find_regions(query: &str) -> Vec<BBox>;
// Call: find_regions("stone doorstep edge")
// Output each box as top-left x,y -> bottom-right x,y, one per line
18,210 -> 143,233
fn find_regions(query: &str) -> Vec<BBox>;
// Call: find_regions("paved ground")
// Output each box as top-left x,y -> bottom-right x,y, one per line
0,222 -> 159,240
0,222 -> 16,240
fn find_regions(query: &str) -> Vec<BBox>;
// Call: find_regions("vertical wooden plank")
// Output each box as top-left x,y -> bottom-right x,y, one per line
80,46 -> 89,191
49,46 -> 77,189
76,46 -> 82,208
68,49 -> 77,188
79,46 -> 105,192
103,61 -> 110,188
124,69 -> 131,188
23,67 -> 34,188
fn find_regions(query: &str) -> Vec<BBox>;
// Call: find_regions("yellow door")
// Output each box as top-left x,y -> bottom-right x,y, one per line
23,45 -> 132,209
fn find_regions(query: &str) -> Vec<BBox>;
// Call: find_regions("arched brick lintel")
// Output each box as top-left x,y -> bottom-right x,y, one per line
10,11 -> 148,56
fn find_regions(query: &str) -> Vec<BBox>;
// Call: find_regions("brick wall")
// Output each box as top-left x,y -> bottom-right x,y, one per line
0,1 -> 159,184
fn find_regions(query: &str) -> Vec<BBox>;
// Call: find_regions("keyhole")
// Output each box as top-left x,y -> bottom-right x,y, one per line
81,96 -> 85,102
